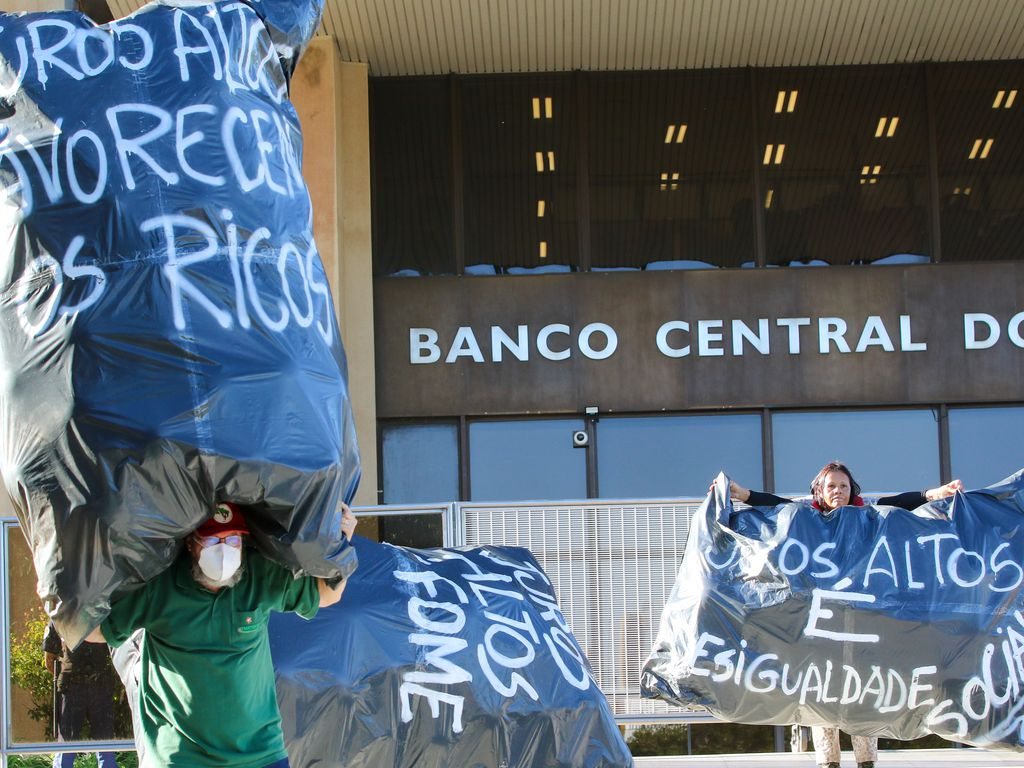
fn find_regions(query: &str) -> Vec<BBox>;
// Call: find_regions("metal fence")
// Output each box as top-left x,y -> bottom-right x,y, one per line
457,499 -> 706,722
357,498 -> 712,723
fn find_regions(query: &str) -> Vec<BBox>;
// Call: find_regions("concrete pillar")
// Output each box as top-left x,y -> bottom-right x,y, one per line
292,39 -> 379,507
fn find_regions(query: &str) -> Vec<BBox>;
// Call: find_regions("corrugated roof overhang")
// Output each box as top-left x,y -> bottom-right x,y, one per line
102,0 -> 1024,76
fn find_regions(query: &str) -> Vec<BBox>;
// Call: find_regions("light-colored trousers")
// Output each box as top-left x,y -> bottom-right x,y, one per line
812,725 -> 878,765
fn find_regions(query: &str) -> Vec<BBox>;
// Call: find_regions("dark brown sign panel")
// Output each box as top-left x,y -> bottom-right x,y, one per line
374,263 -> 1024,418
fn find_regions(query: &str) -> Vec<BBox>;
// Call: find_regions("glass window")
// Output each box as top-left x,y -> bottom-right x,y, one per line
381,423 -> 459,504
469,419 -> 586,501
460,74 -> 578,272
949,406 -> 1024,490
370,78 -> 454,276
758,66 -> 930,266
588,70 -> 755,269
933,62 -> 1024,263
772,409 -> 939,497
358,512 -> 446,549
597,414 -> 762,498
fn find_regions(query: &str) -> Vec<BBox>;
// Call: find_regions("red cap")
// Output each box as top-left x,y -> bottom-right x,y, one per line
195,502 -> 250,538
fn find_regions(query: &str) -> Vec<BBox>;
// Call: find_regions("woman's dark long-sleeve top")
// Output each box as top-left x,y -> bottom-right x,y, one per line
744,490 -> 929,510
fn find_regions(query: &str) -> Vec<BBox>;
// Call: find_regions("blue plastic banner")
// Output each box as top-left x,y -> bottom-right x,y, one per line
642,470 -> 1024,750
0,0 -> 359,646
271,537 -> 634,768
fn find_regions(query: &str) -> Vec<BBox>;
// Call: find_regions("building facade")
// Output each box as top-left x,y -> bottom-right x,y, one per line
349,21 -> 1024,518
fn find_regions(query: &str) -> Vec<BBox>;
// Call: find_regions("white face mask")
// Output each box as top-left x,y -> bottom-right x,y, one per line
197,543 -> 242,584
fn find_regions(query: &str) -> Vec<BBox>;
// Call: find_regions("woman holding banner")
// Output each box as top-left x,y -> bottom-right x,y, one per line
726,460 -> 963,768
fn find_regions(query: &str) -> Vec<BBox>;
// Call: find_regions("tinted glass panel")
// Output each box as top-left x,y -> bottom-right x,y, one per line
758,66 -> 930,266
360,513 -> 445,548
933,62 -> 1024,263
588,70 -> 755,269
949,406 -> 1024,490
371,78 -> 454,276
382,423 -> 459,504
772,410 -> 939,497
597,414 -> 762,498
469,419 -> 586,501
460,75 -> 578,272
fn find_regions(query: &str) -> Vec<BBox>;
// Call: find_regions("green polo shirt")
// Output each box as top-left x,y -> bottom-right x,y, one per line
102,551 -> 319,768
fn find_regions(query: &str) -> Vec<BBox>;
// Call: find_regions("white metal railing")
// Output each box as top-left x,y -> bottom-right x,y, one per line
357,498 -> 711,722
451,498 -> 709,722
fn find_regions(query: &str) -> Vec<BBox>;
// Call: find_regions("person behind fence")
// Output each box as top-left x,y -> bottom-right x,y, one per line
42,620 -> 119,768
86,501 -> 357,768
725,460 -> 963,768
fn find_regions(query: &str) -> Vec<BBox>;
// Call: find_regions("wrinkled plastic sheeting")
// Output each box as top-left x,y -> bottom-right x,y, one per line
641,469 -> 1024,750
0,0 -> 359,648
271,537 -> 634,768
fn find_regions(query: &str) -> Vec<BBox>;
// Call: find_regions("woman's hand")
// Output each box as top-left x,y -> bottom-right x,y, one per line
925,479 -> 964,501
729,481 -> 751,503
710,479 -> 751,503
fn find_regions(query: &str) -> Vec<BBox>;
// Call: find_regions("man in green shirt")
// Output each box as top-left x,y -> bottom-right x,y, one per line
86,502 -> 356,768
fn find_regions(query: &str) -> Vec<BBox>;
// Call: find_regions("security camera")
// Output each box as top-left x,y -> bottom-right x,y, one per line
572,430 -> 589,448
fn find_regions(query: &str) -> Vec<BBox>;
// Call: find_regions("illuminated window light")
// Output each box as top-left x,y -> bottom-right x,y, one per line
860,164 -> 882,184
539,241 -> 548,259
762,143 -> 785,164
532,97 -> 554,119
875,116 -> 899,138
969,138 -> 995,160
535,151 -> 555,172
659,171 -> 681,191
664,124 -> 687,144
764,188 -> 774,209
537,200 -> 546,218
993,90 -> 1018,109
775,90 -> 798,113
